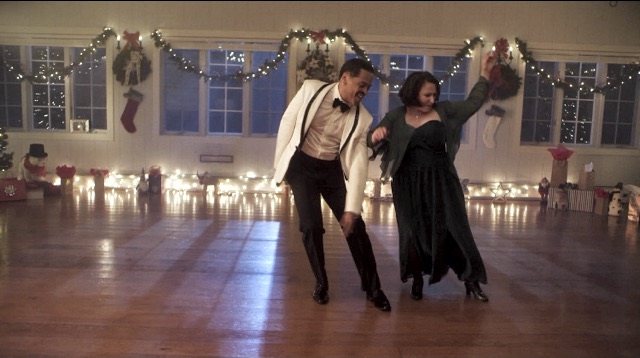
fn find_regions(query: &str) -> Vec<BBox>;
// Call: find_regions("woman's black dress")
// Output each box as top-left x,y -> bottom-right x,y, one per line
391,120 -> 487,285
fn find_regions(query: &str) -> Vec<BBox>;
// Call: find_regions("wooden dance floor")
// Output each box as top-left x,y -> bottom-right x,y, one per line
1,190 -> 639,357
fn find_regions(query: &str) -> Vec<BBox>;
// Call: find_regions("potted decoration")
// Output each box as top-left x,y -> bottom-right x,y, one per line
90,168 -> 109,196
56,165 -> 76,196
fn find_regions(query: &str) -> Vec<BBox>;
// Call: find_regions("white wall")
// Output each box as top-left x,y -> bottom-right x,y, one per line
1,1 -> 639,186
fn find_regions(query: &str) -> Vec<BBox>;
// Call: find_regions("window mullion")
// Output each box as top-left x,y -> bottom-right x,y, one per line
199,49 -> 207,136
552,62 -> 566,144
242,51 -> 251,138
64,46 -> 71,132
591,63 -> 606,146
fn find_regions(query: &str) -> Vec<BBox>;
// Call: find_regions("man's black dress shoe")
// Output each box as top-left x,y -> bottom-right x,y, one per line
312,284 -> 329,304
366,289 -> 391,312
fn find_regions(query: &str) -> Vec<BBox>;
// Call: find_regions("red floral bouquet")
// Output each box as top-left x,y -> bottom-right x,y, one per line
55,165 -> 76,179
90,168 -> 109,177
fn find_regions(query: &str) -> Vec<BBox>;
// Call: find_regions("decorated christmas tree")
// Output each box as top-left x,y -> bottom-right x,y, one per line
0,127 -> 13,173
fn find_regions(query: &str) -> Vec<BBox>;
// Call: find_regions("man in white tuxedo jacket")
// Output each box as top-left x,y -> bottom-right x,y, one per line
273,58 -> 391,312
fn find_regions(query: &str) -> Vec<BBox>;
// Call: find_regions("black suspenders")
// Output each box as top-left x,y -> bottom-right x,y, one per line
298,83 -> 331,150
297,82 -> 360,162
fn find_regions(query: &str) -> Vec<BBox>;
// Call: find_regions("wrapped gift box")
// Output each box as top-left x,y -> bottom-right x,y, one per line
550,160 -> 569,187
0,178 -> 27,201
548,187 -> 594,212
593,196 -> 609,215
568,189 -> 594,212
626,186 -> 640,222
548,187 -> 569,210
578,171 -> 595,190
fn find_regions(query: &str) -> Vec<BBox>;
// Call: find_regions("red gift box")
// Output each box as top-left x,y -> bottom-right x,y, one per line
0,178 -> 27,201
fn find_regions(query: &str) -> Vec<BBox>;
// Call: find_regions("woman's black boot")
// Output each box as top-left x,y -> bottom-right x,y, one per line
410,277 -> 423,300
464,281 -> 489,302
408,245 -> 423,300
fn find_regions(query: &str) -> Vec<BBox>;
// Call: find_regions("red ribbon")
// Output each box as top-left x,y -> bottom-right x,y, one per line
493,38 -> 510,60
123,31 -> 141,50
310,30 -> 327,44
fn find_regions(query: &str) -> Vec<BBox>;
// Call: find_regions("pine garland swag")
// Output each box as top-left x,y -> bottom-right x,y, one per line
296,48 -> 338,85
112,48 -> 152,86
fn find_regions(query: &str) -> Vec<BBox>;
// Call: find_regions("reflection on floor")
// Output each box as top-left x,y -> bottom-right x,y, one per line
0,191 -> 638,357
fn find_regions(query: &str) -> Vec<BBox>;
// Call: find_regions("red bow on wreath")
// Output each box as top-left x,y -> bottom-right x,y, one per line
310,30 -> 327,44
493,38 -> 510,61
123,31 -> 141,51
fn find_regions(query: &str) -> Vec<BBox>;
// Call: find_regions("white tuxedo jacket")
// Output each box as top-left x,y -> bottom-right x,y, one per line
273,80 -> 373,215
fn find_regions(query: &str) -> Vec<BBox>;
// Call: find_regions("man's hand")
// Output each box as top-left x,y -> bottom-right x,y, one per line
340,211 -> 358,238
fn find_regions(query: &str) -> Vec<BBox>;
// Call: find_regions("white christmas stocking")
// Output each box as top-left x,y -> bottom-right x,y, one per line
483,115 -> 502,148
483,105 -> 506,149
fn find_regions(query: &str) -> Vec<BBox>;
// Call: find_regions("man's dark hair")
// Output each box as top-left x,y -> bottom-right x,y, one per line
339,58 -> 375,78
398,71 -> 441,107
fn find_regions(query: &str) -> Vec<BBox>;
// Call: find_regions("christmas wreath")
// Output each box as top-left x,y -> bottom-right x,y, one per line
112,31 -> 151,86
488,38 -> 522,101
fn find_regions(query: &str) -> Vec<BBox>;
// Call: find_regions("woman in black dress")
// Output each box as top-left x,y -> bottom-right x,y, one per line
368,50 -> 496,302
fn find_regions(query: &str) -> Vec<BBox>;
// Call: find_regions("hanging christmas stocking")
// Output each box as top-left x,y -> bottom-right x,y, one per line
483,105 -> 505,149
120,88 -> 143,133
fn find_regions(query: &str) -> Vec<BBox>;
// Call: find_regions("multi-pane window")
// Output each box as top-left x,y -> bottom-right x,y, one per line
434,56 -> 469,102
561,62 -> 596,144
0,45 -> 108,132
72,47 -> 107,130
521,61 -> 556,143
161,47 -> 289,137
345,53 -> 470,130
388,55 -> 425,109
208,49 -> 244,135
31,46 -> 65,130
602,63 -> 637,146
521,60 -> 638,147
250,51 -> 288,136
0,45 -> 23,129
163,49 -> 199,133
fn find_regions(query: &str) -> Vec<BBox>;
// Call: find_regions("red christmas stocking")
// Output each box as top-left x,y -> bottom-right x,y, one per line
120,88 -> 144,133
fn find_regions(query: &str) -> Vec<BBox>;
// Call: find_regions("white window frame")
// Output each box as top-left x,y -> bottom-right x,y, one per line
0,27 -> 116,142
513,44 -> 640,156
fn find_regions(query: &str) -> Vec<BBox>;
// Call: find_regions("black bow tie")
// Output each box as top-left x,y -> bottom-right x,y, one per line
333,98 -> 350,113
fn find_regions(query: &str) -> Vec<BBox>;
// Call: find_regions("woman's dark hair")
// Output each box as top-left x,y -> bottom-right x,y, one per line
398,71 -> 440,107
339,58 -> 375,78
